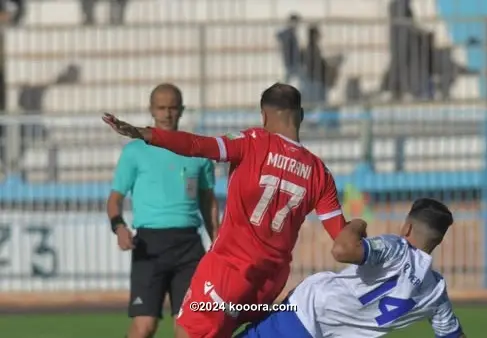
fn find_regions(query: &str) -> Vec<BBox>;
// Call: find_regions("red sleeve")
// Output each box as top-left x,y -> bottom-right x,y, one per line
320,214 -> 345,240
315,167 -> 345,240
215,132 -> 249,163
149,128 -> 248,163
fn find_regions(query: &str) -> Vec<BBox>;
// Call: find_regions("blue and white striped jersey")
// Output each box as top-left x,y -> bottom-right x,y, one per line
288,234 -> 463,338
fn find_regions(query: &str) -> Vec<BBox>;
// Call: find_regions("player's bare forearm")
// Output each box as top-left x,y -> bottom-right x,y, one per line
199,189 -> 219,240
331,219 -> 367,264
107,191 -> 126,231
135,127 -> 152,142
147,128 -> 221,161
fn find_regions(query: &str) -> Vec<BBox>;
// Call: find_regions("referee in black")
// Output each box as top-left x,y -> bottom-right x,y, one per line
107,83 -> 219,338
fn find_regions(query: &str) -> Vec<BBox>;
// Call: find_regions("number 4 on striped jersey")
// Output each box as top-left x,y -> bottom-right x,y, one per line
250,175 -> 306,232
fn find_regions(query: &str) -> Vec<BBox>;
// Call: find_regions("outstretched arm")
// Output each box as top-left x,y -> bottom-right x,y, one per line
149,127 -> 223,161
102,113 -> 247,163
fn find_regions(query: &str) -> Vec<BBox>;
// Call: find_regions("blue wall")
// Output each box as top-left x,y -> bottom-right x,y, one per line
437,0 -> 486,96
0,166 -> 481,203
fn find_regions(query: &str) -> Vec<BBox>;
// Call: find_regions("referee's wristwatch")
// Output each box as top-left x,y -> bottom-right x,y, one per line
110,215 -> 126,234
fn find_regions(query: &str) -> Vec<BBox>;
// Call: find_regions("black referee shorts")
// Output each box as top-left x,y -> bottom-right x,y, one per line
128,227 -> 205,319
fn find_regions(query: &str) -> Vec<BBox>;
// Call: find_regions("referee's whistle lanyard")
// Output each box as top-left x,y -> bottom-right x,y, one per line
182,167 -> 188,193
181,167 -> 187,180
182,167 -> 193,198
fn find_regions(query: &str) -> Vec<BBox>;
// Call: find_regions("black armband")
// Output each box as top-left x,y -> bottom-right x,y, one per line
110,215 -> 126,234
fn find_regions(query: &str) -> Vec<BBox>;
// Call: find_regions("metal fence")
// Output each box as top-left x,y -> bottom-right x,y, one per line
0,105 -> 485,297
0,1 -> 486,304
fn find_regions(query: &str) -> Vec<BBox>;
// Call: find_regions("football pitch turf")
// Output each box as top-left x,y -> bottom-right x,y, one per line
0,306 -> 483,337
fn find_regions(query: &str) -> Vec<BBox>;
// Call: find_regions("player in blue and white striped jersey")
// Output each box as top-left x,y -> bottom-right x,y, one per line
237,198 -> 466,338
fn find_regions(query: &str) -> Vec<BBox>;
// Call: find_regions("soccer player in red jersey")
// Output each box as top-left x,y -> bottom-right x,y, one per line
103,83 -> 367,338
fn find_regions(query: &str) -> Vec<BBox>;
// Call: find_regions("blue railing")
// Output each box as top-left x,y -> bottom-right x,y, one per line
0,166 -> 482,203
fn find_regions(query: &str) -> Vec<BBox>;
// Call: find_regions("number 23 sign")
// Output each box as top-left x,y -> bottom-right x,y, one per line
0,223 -> 58,278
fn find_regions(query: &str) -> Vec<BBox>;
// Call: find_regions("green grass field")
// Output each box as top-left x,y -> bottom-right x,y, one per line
0,306 -> 483,337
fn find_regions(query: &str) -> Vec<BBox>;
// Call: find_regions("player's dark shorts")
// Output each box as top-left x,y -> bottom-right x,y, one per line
129,227 -> 206,319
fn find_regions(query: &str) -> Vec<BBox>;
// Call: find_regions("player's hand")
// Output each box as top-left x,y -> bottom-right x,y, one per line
115,225 -> 135,251
348,219 -> 368,238
102,113 -> 145,139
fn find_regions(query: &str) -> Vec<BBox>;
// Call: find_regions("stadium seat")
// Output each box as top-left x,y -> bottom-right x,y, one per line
21,142 -> 230,182
18,130 -> 483,183
22,1 -> 81,26
6,26 -> 201,55
324,0 -> 386,18
7,56 -> 201,85
7,79 -> 292,113
5,0 -> 483,185
6,50 -> 283,90
6,84 -> 200,113
5,0 -> 479,111
21,145 -> 120,182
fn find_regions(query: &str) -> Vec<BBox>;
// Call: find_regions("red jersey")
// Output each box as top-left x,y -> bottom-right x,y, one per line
211,128 -> 343,275
149,127 -> 345,280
